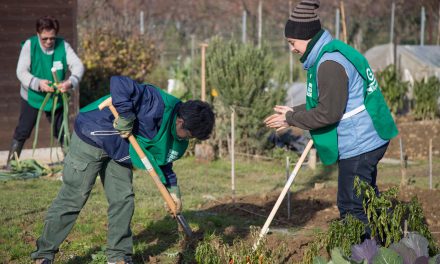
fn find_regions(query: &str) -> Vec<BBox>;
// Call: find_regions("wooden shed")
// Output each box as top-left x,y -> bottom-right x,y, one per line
0,0 -> 78,150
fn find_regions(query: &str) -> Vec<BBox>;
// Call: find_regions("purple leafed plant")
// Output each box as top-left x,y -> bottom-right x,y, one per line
351,239 -> 379,264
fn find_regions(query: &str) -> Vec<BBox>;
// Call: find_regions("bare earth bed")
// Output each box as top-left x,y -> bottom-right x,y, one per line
198,185 -> 440,263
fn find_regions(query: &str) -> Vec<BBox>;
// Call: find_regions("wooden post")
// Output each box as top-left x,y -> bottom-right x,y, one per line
339,1 -> 347,43
437,3 -> 440,45
335,8 -> 340,40
400,137 -> 407,187
200,43 -> 208,102
286,156 -> 291,219
191,34 -> 196,99
421,6 -> 426,46
242,10 -> 247,44
429,138 -> 432,190
257,0 -> 263,48
288,1 -> 294,83
231,107 -> 236,202
390,1 -> 395,43
139,11 -> 144,35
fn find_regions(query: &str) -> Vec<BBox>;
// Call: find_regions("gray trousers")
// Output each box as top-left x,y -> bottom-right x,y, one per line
31,133 -> 134,262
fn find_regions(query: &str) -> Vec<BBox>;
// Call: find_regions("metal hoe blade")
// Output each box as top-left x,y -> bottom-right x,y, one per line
176,214 -> 193,237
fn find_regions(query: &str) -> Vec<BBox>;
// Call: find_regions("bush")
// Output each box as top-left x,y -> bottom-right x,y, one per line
413,76 -> 440,120
376,65 -> 408,115
79,31 -> 157,107
206,37 -> 285,155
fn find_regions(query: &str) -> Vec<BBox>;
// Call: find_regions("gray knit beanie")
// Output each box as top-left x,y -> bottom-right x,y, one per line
284,0 -> 321,40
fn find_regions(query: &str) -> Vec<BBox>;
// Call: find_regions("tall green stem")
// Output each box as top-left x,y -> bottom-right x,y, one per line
32,93 -> 51,155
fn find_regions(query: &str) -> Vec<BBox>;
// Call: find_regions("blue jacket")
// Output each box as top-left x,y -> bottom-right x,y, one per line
74,76 -> 178,186
303,31 -> 388,159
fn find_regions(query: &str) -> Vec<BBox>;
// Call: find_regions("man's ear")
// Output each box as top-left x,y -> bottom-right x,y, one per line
176,117 -> 184,127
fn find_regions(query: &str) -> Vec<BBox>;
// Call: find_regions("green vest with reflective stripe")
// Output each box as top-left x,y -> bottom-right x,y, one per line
27,36 -> 67,111
80,86 -> 189,184
306,40 -> 398,165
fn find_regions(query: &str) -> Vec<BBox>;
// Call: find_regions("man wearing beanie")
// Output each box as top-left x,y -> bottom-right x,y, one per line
265,0 -> 398,240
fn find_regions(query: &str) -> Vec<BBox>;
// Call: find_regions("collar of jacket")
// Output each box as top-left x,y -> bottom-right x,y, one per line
301,30 -> 333,70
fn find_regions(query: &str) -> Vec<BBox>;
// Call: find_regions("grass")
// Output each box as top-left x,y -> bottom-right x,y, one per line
0,155 -> 439,263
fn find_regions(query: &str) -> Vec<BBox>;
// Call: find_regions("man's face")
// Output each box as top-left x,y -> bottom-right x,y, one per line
175,117 -> 193,140
38,29 -> 56,49
286,38 -> 310,55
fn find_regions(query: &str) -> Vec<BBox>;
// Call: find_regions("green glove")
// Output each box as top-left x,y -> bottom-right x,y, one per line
165,185 -> 182,215
113,115 -> 135,138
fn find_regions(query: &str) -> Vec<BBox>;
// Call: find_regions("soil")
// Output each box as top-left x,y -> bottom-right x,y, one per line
199,184 -> 440,263
383,116 -> 440,160
186,117 -> 440,263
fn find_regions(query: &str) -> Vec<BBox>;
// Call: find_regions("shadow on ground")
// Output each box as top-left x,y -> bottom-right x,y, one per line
64,188 -> 334,263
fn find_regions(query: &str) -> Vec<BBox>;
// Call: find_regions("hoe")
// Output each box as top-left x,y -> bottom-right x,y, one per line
99,97 -> 193,237
253,139 -> 314,249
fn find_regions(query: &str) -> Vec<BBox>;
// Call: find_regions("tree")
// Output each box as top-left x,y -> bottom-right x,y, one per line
206,37 -> 285,155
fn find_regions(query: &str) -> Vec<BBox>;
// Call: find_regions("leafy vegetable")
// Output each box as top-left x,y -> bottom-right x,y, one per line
372,247 -> 403,264
401,232 -> 429,258
390,242 -> 417,264
351,239 -> 379,264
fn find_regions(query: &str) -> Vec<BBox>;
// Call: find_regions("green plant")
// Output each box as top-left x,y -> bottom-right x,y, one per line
326,215 -> 365,256
146,64 -> 169,90
354,177 -> 438,253
194,227 -> 289,264
269,147 -> 299,164
0,159 -> 60,181
303,178 -> 439,263
302,215 -> 365,264
206,37 -> 285,156
413,76 -> 440,120
355,177 -> 399,246
407,197 -> 438,255
376,65 -> 408,114
168,57 -> 198,100
32,89 -> 70,155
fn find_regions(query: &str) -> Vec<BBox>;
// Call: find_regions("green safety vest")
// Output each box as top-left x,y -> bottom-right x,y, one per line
80,86 -> 189,184
306,40 -> 398,165
27,35 -> 67,111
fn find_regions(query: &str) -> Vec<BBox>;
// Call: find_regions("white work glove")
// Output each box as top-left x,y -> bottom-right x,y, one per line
164,185 -> 182,216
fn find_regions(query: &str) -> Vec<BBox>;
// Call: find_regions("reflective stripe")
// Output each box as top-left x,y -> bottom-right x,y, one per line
341,104 -> 366,120
90,130 -> 119,136
141,157 -> 154,171
116,156 -> 130,162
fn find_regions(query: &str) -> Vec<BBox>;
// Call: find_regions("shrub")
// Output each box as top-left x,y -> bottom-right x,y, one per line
79,31 -> 157,107
206,37 -> 285,155
376,65 -> 408,115
413,76 -> 440,120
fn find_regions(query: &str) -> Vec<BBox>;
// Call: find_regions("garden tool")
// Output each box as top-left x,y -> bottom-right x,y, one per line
253,139 -> 314,250
99,97 -> 193,237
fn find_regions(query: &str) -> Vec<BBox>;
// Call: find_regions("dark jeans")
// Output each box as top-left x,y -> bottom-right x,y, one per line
13,98 -> 64,143
337,143 -> 389,225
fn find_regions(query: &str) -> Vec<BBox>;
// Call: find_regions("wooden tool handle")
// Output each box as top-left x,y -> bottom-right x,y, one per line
99,97 -> 178,214
254,139 -> 314,249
